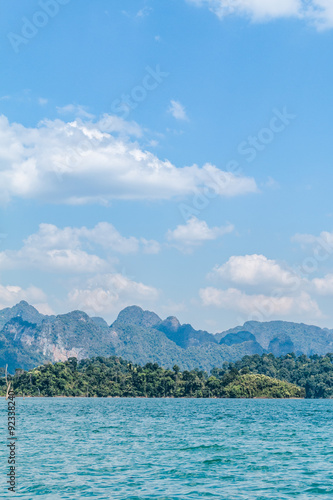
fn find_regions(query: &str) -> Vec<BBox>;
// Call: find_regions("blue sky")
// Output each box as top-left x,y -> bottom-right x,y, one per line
1,0 -> 333,332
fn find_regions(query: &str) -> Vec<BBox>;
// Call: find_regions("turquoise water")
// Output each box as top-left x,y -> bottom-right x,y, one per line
1,398 -> 333,499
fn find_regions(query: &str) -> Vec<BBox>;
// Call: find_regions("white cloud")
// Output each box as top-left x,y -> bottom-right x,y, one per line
0,284 -> 47,310
311,0 -> 333,29
293,230 -> 333,250
0,222 -> 160,274
168,100 -> 189,121
56,104 -> 95,119
199,287 -> 321,319
140,238 -> 162,254
68,273 -> 159,315
203,251 -> 333,319
210,254 -> 299,289
312,274 -> 333,295
0,225 -> 108,275
96,114 -> 142,137
33,303 -> 55,315
2,247 -> 107,275
167,217 -> 234,251
201,252 -> 326,321
79,222 -> 161,254
0,115 -> 257,205
78,223 -> 141,254
188,0 -> 300,20
187,0 -> 333,29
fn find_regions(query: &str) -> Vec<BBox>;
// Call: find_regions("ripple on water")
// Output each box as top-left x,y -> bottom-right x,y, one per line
1,398 -> 333,499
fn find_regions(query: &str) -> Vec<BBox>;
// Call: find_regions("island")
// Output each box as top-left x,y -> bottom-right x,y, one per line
0,354 -> 312,398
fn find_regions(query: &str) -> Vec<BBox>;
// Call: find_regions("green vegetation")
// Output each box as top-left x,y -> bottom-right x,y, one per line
3,302 -> 333,375
213,352 -> 333,398
4,352 -> 333,398
0,302 -> 264,374
0,354 -> 305,398
222,373 -> 303,398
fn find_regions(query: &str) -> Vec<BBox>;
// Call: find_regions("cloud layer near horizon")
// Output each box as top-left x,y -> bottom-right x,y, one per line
200,252 -> 332,322
68,273 -> 159,316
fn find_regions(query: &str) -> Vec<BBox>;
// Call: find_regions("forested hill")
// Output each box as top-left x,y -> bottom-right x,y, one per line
3,352 -> 333,399
2,301 -> 333,374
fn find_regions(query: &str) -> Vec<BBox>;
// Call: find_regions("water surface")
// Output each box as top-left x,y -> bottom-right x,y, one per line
1,398 -> 333,499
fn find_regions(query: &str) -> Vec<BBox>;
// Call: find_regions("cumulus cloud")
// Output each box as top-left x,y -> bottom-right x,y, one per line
293,230 -> 333,251
96,114 -> 143,137
0,115 -> 257,204
312,274 -> 333,295
1,247 -> 107,275
187,0 -> 333,29
207,250 -> 333,306
32,303 -> 55,315
168,100 -> 189,121
0,284 -> 47,310
201,252 -> 325,321
0,222 -> 160,274
199,287 -> 321,319
167,217 -> 234,251
68,273 -> 159,315
210,254 -> 299,289
56,104 -> 95,119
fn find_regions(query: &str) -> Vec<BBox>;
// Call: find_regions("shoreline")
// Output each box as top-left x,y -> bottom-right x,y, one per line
0,395 -> 306,399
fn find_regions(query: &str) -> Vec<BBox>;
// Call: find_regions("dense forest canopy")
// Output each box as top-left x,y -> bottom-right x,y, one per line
3,352 -> 333,398
223,352 -> 333,399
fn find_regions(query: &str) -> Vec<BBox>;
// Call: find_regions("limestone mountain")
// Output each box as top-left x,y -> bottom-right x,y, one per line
1,302 -> 333,373
0,300 -> 47,330
157,316 -> 217,348
219,331 -> 256,346
217,320 -> 333,357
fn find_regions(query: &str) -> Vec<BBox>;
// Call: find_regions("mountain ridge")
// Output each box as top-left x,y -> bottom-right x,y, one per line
1,301 -> 333,373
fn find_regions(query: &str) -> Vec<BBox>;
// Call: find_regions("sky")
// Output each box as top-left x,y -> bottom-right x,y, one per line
0,0 -> 333,332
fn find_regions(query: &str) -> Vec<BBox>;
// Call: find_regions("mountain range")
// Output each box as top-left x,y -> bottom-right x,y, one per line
1,301 -> 333,373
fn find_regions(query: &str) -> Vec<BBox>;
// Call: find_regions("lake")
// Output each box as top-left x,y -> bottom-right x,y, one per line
1,398 -> 333,499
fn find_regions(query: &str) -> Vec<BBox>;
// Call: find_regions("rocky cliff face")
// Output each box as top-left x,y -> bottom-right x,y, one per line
2,302 -> 333,373
0,303 -> 115,372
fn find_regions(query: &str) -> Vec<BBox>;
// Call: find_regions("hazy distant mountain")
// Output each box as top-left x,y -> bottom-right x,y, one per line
217,320 -> 333,357
158,316 -> 217,348
219,331 -> 257,346
1,302 -> 333,373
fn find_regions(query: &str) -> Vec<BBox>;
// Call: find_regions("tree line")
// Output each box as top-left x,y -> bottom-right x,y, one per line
218,352 -> 333,398
3,352 -> 329,398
